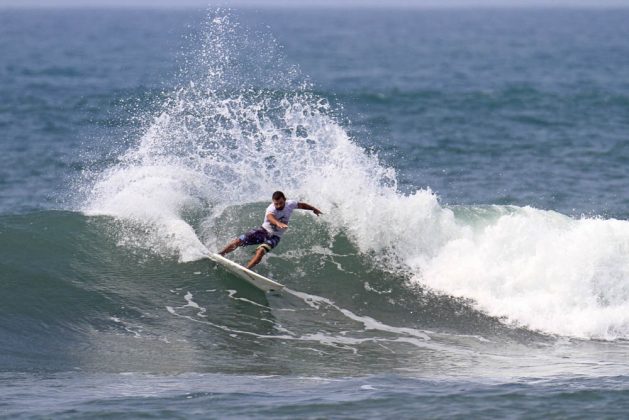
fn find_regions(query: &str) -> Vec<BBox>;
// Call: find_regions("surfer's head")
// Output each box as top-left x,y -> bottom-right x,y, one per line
272,191 -> 286,210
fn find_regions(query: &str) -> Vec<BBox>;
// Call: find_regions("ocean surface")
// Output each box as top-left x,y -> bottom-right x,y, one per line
2,6 -> 629,418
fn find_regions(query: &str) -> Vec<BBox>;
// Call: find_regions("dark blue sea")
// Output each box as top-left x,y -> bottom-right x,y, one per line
2,6 -> 629,418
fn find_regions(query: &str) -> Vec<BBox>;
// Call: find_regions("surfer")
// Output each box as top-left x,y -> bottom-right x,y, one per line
217,191 -> 322,269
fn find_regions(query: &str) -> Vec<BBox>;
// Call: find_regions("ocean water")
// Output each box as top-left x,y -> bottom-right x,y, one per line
2,7 -> 629,418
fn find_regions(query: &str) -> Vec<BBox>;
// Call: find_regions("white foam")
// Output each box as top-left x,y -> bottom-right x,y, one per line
287,289 -> 431,341
226,289 -> 270,308
414,208 -> 629,340
184,291 -> 207,318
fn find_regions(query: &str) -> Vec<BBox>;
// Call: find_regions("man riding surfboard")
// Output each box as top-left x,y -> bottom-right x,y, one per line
218,191 -> 322,269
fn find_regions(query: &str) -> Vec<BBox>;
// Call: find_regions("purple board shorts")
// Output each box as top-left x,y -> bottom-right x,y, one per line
239,227 -> 280,252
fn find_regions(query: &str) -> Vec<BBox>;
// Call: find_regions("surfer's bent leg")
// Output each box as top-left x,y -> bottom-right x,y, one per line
218,238 -> 243,256
245,235 -> 279,269
219,227 -> 269,256
246,246 -> 268,269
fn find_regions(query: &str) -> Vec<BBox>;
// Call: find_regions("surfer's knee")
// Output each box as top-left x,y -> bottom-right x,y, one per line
256,243 -> 271,255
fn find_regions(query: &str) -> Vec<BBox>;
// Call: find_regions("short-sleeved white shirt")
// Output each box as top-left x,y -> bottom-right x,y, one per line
262,200 -> 298,237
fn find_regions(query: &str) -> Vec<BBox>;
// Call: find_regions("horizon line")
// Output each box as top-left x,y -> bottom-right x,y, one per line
3,3 -> 629,10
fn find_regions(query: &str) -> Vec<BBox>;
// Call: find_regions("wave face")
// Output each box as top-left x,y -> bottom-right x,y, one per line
77,13 -> 629,341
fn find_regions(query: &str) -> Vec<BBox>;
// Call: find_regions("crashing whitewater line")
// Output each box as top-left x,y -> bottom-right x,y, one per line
414,206 -> 629,340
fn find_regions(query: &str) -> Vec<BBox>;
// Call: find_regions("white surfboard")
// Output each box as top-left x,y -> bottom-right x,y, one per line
208,253 -> 284,293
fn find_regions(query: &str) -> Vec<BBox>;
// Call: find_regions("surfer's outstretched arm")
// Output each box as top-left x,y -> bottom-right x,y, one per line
297,202 -> 322,216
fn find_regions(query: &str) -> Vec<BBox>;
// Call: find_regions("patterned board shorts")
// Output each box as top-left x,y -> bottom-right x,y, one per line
239,227 -> 281,252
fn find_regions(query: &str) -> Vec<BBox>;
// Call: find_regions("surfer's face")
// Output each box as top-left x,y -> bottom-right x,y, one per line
272,197 -> 286,210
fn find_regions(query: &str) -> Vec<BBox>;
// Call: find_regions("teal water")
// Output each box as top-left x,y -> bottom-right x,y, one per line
2,7 -> 629,418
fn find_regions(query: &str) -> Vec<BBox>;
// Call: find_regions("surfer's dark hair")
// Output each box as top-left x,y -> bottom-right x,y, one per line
272,191 -> 286,200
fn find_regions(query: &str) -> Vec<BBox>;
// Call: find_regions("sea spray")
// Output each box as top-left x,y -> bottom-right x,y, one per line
82,11 -> 436,261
